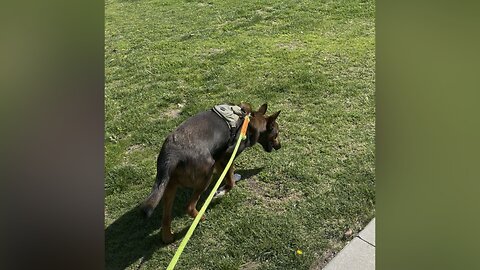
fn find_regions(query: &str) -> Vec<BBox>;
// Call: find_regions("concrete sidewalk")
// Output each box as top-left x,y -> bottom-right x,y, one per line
320,218 -> 375,270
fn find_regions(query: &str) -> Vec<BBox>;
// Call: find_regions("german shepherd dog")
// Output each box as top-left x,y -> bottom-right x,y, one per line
140,103 -> 281,243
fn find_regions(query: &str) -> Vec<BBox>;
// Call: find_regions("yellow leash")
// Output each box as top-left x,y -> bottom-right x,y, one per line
166,114 -> 250,270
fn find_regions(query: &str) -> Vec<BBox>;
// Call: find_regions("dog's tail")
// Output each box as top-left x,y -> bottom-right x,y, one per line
140,157 -> 176,218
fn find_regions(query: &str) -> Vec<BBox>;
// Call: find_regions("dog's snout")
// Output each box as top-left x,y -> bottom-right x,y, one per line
273,143 -> 281,150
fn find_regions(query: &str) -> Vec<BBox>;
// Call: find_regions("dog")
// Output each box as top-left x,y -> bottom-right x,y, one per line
140,103 -> 281,243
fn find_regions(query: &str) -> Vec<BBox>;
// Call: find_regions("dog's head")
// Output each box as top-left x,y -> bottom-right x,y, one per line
245,103 -> 281,152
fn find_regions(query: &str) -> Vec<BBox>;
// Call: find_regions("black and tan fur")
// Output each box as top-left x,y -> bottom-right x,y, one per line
140,103 -> 281,243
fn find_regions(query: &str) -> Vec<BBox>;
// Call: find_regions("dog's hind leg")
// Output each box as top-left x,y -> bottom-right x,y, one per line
161,182 -> 177,244
185,155 -> 215,221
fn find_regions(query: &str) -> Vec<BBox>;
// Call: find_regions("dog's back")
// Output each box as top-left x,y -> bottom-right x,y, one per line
166,111 -> 231,156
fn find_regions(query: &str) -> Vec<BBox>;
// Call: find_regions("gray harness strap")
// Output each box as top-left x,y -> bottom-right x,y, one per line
212,104 -> 246,143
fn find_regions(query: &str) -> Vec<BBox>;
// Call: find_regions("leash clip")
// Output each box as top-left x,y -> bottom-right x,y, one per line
240,114 -> 250,140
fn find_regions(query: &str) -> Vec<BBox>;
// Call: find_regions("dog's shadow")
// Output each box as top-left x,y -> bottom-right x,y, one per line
233,167 -> 264,180
105,167 -> 264,270
105,188 -> 191,270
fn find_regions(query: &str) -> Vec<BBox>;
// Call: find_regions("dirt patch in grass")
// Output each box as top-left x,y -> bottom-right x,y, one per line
244,179 -> 303,212
240,261 -> 261,270
197,47 -> 226,57
126,144 -> 144,154
164,108 -> 182,118
277,41 -> 305,51
162,103 -> 184,119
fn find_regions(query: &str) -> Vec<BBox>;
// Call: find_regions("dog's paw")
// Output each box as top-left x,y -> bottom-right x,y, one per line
162,230 -> 174,244
214,189 -> 226,198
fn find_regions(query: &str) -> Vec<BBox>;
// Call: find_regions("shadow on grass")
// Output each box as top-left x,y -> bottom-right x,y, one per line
105,167 -> 264,269
105,188 -> 193,270
235,167 -> 264,180
208,167 -> 264,207
207,167 -> 265,193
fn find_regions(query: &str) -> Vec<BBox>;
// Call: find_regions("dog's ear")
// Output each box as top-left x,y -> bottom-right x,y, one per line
267,110 -> 281,129
240,102 -> 253,114
257,103 -> 268,115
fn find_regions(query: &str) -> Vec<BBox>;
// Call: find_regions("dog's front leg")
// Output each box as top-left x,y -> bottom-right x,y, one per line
215,160 -> 236,192
186,189 -> 206,221
213,160 -> 236,198
224,165 -> 235,192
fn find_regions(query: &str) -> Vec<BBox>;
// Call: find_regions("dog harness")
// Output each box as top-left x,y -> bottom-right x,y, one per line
212,104 -> 246,143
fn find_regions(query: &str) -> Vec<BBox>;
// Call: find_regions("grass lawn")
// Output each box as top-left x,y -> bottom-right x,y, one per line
105,0 -> 375,269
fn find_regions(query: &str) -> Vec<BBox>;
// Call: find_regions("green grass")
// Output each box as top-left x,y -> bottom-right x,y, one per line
105,0 -> 375,269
